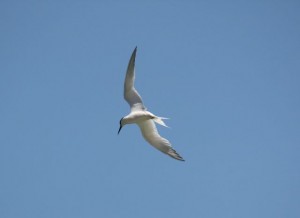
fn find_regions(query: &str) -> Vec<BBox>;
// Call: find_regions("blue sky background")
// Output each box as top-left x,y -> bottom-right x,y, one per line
1,1 -> 300,217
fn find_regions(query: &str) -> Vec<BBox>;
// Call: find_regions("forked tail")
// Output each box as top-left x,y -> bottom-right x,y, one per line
153,117 -> 170,128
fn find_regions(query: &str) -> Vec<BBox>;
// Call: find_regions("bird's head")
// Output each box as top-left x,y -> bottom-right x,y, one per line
118,117 -> 124,134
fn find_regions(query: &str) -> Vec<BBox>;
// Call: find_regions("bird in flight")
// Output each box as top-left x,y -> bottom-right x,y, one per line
118,47 -> 184,161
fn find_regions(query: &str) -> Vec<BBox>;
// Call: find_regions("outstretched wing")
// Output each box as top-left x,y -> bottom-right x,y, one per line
124,47 -> 146,111
137,120 -> 184,161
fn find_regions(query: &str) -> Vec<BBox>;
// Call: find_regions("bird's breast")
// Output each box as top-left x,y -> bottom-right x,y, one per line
124,112 -> 154,124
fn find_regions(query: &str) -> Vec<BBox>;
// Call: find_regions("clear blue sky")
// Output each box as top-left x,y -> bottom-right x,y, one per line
1,1 -> 299,217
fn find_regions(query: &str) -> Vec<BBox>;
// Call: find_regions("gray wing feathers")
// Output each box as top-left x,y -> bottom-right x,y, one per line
124,47 -> 146,111
138,120 -> 184,161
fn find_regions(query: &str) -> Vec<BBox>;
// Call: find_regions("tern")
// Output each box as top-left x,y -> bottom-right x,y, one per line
118,47 -> 184,161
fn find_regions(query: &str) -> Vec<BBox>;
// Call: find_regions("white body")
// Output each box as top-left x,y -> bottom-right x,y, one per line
119,47 -> 184,161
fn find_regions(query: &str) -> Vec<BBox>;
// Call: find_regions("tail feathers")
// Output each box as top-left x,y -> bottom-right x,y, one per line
159,117 -> 169,120
153,117 -> 170,128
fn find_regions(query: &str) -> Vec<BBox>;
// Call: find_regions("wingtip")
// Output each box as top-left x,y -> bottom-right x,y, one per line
168,148 -> 185,161
131,47 -> 137,59
176,156 -> 185,161
174,157 -> 185,161
127,47 -> 137,68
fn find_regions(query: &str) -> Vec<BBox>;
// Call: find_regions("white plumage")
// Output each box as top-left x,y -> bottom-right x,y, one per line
118,47 -> 184,161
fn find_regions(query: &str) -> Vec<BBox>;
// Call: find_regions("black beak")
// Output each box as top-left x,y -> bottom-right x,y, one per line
118,125 -> 122,134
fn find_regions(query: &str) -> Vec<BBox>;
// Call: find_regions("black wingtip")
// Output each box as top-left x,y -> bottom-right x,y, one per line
129,47 -> 137,65
177,156 -> 185,161
168,148 -> 185,161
